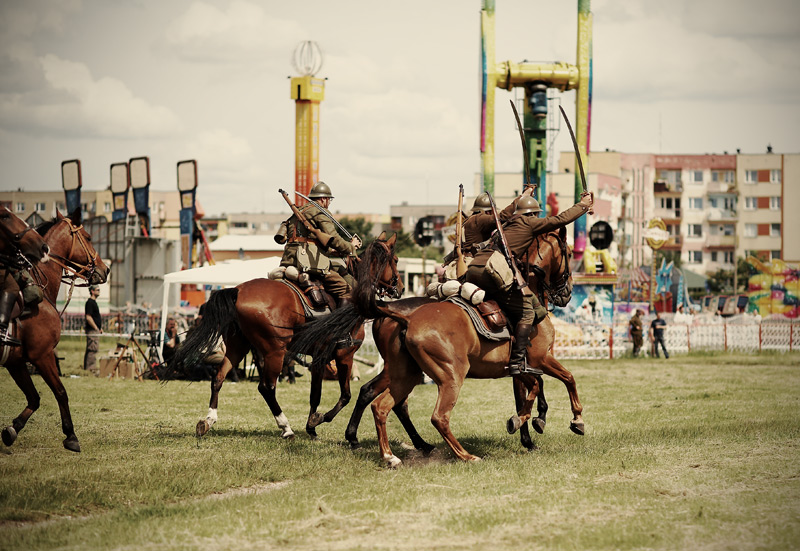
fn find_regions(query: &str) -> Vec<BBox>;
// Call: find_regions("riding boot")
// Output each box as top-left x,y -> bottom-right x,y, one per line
507,322 -> 541,376
0,291 -> 21,347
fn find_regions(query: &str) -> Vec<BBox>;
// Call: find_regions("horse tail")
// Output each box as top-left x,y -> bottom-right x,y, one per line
169,288 -> 241,378
288,304 -> 364,366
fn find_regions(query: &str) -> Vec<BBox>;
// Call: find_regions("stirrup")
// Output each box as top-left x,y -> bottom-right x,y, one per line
335,334 -> 363,349
507,358 -> 543,376
0,330 -> 21,347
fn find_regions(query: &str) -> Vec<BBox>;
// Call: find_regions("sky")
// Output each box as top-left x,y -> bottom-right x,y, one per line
1,0 -> 799,217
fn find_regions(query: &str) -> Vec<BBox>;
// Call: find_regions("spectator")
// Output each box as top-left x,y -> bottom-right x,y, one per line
649,311 -> 669,359
629,309 -> 644,357
162,317 -> 180,367
83,285 -> 102,375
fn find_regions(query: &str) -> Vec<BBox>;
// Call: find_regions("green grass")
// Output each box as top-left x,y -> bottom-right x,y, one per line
2,347 -> 799,550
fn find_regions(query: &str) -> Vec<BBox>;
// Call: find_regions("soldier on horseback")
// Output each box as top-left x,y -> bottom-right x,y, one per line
274,181 -> 361,309
466,192 -> 593,375
0,251 -> 44,347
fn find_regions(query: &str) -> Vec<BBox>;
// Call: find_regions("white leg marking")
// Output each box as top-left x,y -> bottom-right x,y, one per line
274,412 -> 294,439
206,408 -> 218,428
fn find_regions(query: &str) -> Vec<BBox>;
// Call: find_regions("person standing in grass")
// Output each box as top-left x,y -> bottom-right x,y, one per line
83,284 -> 102,374
649,310 -> 669,358
629,309 -> 644,357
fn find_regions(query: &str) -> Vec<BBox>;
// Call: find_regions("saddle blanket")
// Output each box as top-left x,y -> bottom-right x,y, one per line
277,279 -> 330,319
444,295 -> 511,342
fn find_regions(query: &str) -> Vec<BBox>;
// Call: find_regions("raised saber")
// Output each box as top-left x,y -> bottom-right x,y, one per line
510,100 -> 534,193
294,190 -> 360,247
559,105 -> 594,214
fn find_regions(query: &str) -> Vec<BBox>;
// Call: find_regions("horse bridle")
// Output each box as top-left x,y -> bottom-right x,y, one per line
48,219 -> 99,285
372,241 -> 401,299
530,232 -> 572,307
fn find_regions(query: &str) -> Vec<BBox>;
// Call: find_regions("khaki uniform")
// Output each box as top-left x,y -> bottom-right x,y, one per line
466,201 -> 590,326
276,203 -> 356,302
462,198 -> 518,253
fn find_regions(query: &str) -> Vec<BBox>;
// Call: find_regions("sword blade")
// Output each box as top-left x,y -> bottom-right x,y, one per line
510,100 -> 532,190
559,105 -> 588,194
294,191 -> 353,239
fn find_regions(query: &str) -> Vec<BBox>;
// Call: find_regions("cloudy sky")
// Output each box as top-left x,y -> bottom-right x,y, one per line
1,0 -> 798,217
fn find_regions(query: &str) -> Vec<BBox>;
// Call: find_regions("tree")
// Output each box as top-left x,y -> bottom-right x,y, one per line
339,217 -> 373,242
656,250 -> 682,269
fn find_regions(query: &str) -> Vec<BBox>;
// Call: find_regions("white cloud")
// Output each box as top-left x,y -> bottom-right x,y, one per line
0,54 -> 182,139
165,0 -> 305,64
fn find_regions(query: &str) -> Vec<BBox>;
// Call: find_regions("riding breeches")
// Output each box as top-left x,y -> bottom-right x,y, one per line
465,264 -> 536,327
322,271 -> 351,302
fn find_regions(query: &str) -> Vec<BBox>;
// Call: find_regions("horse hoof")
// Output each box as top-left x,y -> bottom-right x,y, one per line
533,418 -> 546,434
2,427 -> 17,446
348,440 -> 362,450
384,455 -> 402,468
419,443 -> 436,456
63,435 -> 81,453
507,415 -> 522,434
466,455 -> 482,462
306,427 -> 318,440
281,430 -> 295,440
569,421 -> 585,436
196,420 -> 210,438
307,412 -> 325,428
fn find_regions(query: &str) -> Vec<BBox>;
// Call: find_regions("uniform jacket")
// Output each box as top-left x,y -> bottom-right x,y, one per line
462,197 -> 519,252
277,203 -> 355,273
471,201 -> 589,267
629,314 -> 643,335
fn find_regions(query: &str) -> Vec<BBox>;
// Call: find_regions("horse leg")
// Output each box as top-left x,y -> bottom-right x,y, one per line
392,399 -> 435,455
533,374 -> 548,434
371,372 -> 421,468
256,350 -> 294,440
345,368 -> 389,449
540,354 -> 584,435
507,376 -> 541,451
305,357 -> 324,439
196,343 -> 243,437
2,364 -> 41,448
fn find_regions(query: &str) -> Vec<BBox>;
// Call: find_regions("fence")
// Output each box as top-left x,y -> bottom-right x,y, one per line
61,312 -> 162,338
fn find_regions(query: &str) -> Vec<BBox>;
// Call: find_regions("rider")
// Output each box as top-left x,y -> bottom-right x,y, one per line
274,181 -> 361,308
0,260 -> 43,347
466,192 -> 594,375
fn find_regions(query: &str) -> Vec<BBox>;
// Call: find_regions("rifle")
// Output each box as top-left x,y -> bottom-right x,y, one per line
278,189 -> 333,248
294,190 -> 362,248
455,184 -> 467,278
487,192 -> 532,297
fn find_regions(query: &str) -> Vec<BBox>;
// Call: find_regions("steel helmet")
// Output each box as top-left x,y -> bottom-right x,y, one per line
309,181 -> 334,199
471,193 -> 492,214
515,196 -> 542,215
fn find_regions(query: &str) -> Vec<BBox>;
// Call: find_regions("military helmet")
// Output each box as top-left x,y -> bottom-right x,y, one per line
515,196 -> 542,215
309,181 -> 334,199
471,192 -> 492,213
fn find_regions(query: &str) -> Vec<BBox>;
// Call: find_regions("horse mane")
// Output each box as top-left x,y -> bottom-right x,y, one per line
36,219 -> 57,236
351,237 -> 394,319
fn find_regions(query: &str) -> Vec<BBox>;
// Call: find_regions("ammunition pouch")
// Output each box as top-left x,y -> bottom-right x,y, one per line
484,250 -> 514,291
443,256 -> 472,281
293,242 -> 330,276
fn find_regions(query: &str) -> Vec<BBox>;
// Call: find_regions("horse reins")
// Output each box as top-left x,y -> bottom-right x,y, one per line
47,220 -> 99,286
531,233 -> 571,306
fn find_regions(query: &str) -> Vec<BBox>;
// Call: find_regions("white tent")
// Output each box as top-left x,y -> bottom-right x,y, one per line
158,257 -> 282,358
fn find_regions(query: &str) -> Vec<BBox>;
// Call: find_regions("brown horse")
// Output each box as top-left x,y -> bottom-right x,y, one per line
340,229 -> 581,466
174,233 -> 402,441
0,207 -> 51,263
2,210 -> 109,452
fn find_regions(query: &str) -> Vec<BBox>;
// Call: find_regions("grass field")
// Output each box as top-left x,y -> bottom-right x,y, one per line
1,337 -> 799,550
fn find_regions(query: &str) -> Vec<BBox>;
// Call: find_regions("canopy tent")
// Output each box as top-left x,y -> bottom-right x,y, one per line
158,257 -> 281,360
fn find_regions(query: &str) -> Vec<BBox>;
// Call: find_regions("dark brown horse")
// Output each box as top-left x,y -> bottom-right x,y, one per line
338,229 -> 581,466
174,233 -> 402,441
0,207 -> 51,263
2,210 -> 109,452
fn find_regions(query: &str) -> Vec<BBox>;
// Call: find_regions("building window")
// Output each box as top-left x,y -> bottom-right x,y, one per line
688,224 -> 703,237
771,169 -> 781,183
770,197 -> 781,210
232,221 -> 248,229
725,170 -> 735,183
723,224 -> 735,236
692,170 -> 703,183
34,202 -> 46,212
56,202 -> 65,212
711,251 -> 718,262
103,202 -> 112,213
744,197 -> 757,210
771,250 -> 782,260
744,224 -> 757,237
659,170 -> 681,185
724,251 -> 734,264
15,202 -> 25,213
709,197 -> 717,209
688,251 -> 703,263
771,223 -> 781,237
745,170 -> 757,184
689,197 -> 703,210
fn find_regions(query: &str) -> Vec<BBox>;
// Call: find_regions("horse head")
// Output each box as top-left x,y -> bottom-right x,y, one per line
0,207 -> 50,263
351,232 -> 403,317
41,210 -> 110,286
527,226 -> 572,308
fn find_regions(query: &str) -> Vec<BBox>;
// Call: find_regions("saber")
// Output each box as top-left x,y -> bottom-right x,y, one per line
559,105 -> 593,214
294,190 -> 356,242
510,100 -> 534,192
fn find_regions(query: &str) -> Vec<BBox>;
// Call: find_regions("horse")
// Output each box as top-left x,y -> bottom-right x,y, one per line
0,207 -> 51,263
333,229 -> 581,466
172,232 -> 402,441
1,210 -> 109,452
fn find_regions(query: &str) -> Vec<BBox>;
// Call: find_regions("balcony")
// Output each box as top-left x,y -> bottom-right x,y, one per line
653,208 -> 682,221
661,236 -> 682,250
705,235 -> 736,249
706,181 -> 736,194
706,208 -> 738,222
654,180 -> 683,193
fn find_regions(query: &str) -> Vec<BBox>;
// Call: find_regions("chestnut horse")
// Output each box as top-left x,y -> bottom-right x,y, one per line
173,233 -> 402,441
339,229 -> 582,466
2,210 -> 109,452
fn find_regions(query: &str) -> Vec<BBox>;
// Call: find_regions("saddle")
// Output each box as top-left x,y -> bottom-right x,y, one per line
444,295 -> 511,342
